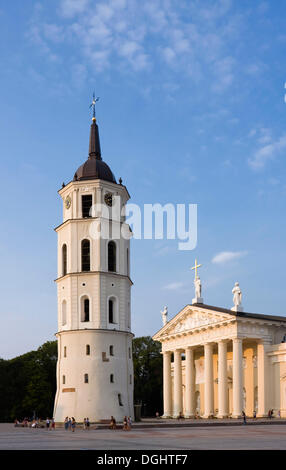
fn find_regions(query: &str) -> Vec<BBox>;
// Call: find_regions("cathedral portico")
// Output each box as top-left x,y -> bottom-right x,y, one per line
154,299 -> 286,419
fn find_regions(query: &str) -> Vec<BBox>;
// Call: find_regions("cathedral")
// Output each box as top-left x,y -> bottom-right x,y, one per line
52,102 -> 286,423
153,263 -> 286,419
53,108 -> 133,422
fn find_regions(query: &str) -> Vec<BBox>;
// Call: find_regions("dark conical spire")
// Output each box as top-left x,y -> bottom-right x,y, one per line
88,117 -> 102,160
73,112 -> 116,184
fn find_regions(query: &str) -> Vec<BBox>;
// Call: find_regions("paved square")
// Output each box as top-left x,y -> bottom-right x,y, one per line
1,423 -> 286,450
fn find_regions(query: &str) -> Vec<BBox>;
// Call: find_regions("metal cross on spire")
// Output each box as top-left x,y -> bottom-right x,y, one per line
191,258 -> 202,280
90,92 -> 100,121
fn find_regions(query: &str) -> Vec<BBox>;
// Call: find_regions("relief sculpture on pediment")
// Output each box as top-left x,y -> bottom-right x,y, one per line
173,311 -> 228,333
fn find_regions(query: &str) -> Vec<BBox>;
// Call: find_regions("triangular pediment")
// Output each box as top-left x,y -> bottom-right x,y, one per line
153,304 -> 234,340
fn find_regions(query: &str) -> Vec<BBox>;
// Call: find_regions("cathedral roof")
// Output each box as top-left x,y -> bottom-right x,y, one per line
153,303 -> 286,340
73,118 -> 116,184
192,303 -> 286,323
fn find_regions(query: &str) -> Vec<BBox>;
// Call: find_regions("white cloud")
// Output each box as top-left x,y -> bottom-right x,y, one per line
163,282 -> 185,291
249,134 -> 286,169
162,47 -> 176,64
256,127 -> 272,144
43,23 -> 65,43
212,251 -> 248,264
59,0 -> 89,18
27,0 -> 246,91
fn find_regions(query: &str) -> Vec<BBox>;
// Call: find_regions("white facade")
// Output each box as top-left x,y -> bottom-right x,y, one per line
153,304 -> 286,419
53,120 -> 134,423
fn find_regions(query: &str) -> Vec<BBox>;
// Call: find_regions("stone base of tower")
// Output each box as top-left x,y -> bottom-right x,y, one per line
53,329 -> 134,423
54,394 -> 133,424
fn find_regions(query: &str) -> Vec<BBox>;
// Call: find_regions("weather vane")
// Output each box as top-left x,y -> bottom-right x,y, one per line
90,92 -> 100,120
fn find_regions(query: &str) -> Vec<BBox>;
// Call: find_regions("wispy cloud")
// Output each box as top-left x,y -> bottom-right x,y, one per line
26,0 -> 245,91
59,0 -> 90,18
212,250 -> 248,264
163,282 -> 186,291
248,134 -> 286,169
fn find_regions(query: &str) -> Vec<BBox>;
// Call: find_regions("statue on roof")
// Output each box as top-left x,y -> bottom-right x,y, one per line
194,276 -> 202,299
161,306 -> 168,326
231,282 -> 243,312
191,259 -> 204,305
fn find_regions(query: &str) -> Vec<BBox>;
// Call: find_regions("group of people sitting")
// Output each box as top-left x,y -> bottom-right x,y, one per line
109,415 -> 132,430
14,418 -> 52,428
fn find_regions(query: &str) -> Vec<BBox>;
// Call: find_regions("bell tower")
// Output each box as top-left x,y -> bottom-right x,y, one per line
53,108 -> 133,422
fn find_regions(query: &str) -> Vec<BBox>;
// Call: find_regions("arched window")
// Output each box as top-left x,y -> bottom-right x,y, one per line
109,345 -> 114,356
81,239 -> 90,272
84,374 -> 89,383
82,298 -> 90,322
86,345 -> 90,356
110,374 -> 114,383
109,299 -> 114,324
108,241 -> 116,272
62,300 -> 67,326
62,375 -> 66,384
82,195 -> 92,218
62,244 -> 67,276
64,346 -> 67,357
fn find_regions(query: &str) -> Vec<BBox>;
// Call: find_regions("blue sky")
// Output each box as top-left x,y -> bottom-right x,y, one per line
1,0 -> 286,358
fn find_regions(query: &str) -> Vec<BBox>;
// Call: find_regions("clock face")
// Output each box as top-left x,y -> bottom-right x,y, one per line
104,192 -> 113,207
65,196 -> 71,210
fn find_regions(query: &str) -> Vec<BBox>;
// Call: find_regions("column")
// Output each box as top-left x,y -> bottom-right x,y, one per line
218,340 -> 228,418
185,347 -> 196,418
204,343 -> 214,418
73,188 -> 78,219
173,349 -> 183,417
257,341 -> 269,417
245,347 -> 254,416
162,351 -> 172,418
232,338 -> 243,418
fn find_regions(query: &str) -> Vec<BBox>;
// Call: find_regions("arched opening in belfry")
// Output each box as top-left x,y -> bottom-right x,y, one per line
108,241 -> 116,272
81,239 -> 90,271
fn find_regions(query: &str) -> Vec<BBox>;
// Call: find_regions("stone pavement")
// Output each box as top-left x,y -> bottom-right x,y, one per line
1,421 -> 286,450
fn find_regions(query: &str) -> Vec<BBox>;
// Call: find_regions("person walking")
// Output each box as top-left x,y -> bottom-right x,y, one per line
64,417 -> 69,430
242,411 -> 247,425
46,417 -> 50,430
71,417 -> 76,432
127,416 -> 132,430
86,417 -> 90,430
51,418 -> 55,430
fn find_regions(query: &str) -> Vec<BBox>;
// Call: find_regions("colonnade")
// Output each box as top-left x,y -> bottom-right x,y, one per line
162,338 -> 268,418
